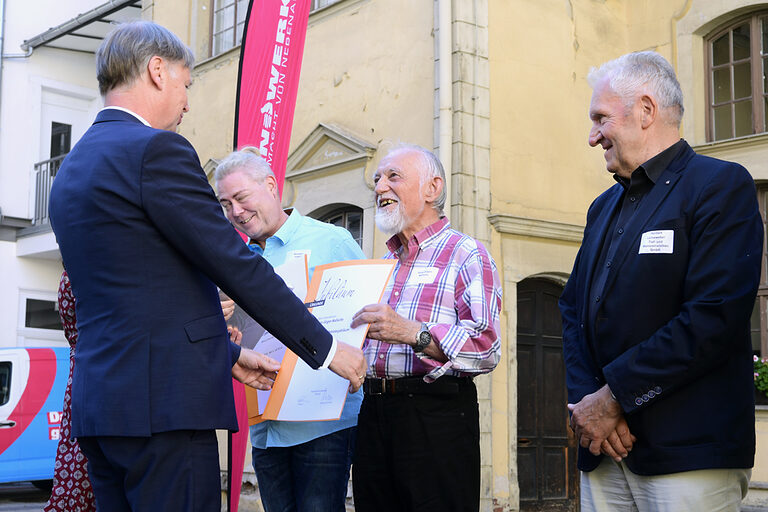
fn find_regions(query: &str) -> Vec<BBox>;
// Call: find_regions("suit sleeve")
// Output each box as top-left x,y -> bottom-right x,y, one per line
139,131 -> 333,369
560,203 -> 603,404
602,163 -> 763,413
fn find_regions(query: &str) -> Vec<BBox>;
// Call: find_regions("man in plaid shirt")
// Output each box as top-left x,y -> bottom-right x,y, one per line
350,143 -> 502,512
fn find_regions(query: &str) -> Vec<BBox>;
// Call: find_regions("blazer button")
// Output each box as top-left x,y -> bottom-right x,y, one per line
653,386 -> 662,394
580,323 -> 585,329
642,394 -> 649,402
635,397 -> 643,406
648,390 -> 656,398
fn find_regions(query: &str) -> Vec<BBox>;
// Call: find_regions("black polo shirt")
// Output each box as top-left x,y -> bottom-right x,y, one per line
587,139 -> 686,332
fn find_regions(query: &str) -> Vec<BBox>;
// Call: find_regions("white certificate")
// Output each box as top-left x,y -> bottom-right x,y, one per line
257,259 -> 396,423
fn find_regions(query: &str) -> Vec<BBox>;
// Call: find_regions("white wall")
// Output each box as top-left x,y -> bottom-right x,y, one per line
0,0 -> 105,349
0,0 -> 102,219
0,241 -> 65,348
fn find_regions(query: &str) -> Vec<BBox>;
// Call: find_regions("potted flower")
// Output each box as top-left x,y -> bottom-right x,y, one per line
755,355 -> 768,406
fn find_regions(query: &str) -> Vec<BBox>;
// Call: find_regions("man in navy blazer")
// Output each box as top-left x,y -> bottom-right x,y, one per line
560,51 -> 763,510
48,21 -> 366,511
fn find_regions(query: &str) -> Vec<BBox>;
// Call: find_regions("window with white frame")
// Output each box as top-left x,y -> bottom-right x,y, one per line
209,0 -> 344,57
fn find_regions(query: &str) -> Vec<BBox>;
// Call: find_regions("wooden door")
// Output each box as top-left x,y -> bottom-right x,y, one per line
517,278 -> 578,511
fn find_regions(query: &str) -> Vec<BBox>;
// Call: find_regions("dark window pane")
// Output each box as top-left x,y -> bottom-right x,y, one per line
713,67 -> 731,103
316,206 -> 364,248
713,33 -> 730,66
25,299 -> 62,330
763,18 -> 768,54
713,103 -> 732,140
752,298 -> 762,353
735,100 -> 753,136
765,96 -> 768,129
734,23 -> 751,60
50,122 -> 71,159
764,57 -> 768,93
0,362 -> 10,407
734,62 -> 752,98
347,212 -> 362,245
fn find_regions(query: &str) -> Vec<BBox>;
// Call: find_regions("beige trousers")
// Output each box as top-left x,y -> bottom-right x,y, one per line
580,458 -> 750,512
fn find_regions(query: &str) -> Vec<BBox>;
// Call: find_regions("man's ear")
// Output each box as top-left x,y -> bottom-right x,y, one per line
639,93 -> 658,130
424,175 -> 444,204
147,56 -> 165,90
265,174 -> 280,198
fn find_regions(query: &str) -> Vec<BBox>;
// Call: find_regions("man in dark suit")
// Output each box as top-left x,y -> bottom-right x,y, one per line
48,21 -> 366,512
560,51 -> 763,511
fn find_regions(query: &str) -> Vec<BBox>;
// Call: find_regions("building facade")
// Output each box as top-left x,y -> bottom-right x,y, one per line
3,0 -> 768,509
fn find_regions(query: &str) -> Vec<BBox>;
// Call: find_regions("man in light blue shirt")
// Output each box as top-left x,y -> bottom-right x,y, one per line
215,147 -> 364,512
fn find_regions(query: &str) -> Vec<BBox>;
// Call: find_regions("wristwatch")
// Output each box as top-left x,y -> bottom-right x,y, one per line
414,323 -> 432,353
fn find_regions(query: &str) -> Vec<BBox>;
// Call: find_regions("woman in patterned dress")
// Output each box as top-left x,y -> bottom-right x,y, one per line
44,270 -> 96,512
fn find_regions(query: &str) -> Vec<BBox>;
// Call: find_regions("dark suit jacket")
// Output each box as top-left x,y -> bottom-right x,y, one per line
559,140 -> 762,475
49,109 -> 332,437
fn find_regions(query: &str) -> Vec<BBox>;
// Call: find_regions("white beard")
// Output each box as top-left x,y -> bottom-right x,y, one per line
375,204 -> 407,235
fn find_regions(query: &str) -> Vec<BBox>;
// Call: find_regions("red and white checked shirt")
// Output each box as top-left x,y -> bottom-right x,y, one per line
363,218 -> 502,381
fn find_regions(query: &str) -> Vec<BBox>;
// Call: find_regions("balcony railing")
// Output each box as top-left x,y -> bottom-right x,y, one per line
33,154 -> 66,226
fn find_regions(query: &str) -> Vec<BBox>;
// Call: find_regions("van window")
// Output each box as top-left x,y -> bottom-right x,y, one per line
0,362 -> 10,406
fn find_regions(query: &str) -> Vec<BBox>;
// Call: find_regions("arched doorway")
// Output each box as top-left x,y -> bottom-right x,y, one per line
517,277 -> 578,511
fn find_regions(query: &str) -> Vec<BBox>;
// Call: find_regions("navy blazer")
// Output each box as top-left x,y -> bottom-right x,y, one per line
49,109 -> 332,437
560,141 -> 762,475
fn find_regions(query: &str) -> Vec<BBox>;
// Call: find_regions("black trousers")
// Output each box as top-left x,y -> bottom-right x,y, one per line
352,377 -> 480,512
78,430 -> 220,512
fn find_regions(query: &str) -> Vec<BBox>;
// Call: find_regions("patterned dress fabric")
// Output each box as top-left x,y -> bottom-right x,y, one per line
44,271 -> 96,512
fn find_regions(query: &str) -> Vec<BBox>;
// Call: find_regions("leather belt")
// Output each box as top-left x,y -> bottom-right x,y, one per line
362,376 -> 472,396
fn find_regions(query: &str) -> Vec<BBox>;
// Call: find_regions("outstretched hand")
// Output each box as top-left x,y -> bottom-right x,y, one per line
232,347 -> 280,390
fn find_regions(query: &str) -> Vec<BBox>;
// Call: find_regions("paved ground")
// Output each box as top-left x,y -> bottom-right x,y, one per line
0,482 -> 49,511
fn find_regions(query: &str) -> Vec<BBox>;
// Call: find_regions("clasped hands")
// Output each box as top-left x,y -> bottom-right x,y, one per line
567,384 -> 636,462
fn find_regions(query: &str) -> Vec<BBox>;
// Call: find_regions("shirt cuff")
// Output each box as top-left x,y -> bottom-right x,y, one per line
319,337 -> 338,369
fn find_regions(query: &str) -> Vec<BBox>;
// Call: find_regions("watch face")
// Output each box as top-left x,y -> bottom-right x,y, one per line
416,329 -> 431,350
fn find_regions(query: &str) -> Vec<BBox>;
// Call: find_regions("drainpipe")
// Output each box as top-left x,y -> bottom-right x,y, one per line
438,0 -> 452,216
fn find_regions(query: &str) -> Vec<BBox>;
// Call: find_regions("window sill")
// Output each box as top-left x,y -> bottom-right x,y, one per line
692,132 -> 768,155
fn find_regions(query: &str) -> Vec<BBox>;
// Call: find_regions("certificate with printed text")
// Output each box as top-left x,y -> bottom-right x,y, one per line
247,259 -> 396,424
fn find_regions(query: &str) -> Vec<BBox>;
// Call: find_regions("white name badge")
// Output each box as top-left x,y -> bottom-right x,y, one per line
287,250 -> 311,261
638,230 -> 674,254
411,267 -> 439,284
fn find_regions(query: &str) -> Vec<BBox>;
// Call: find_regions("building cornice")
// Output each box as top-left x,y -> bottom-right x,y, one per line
488,214 -> 584,243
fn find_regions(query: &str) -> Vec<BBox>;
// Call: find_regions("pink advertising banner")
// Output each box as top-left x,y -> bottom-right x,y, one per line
234,0 -> 312,195
229,2 -> 311,510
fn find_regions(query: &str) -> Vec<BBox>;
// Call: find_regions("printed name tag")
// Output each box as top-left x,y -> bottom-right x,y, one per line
638,230 -> 674,254
287,250 -> 311,261
411,267 -> 439,284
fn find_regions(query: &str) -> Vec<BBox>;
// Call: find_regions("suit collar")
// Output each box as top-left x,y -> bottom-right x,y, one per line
94,107 -> 150,126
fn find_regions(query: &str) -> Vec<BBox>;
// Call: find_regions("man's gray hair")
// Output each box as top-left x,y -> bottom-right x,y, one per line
96,21 -> 195,96
214,147 -> 275,184
587,51 -> 684,126
385,143 -> 447,214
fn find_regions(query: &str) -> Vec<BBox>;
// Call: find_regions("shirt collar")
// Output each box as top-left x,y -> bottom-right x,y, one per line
100,106 -> 151,127
614,138 -> 685,188
385,217 -> 450,255
248,208 -> 298,248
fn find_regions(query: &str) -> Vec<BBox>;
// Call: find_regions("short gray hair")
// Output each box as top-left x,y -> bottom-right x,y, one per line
587,51 -> 684,126
384,143 -> 446,214
214,146 -> 275,184
96,21 -> 194,96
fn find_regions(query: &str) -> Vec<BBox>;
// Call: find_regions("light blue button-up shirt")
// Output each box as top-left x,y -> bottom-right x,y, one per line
248,209 -> 365,449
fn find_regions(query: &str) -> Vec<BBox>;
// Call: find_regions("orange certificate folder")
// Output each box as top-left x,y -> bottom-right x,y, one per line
247,259 -> 396,424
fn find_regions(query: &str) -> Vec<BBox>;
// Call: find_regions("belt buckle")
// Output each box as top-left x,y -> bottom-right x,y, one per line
367,378 -> 386,395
